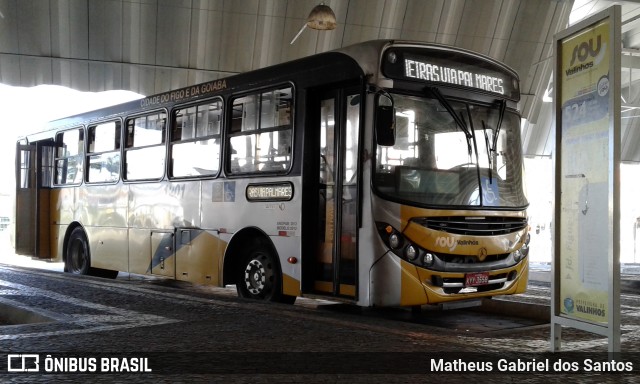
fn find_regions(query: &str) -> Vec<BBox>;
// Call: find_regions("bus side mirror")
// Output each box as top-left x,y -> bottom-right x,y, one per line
375,105 -> 395,146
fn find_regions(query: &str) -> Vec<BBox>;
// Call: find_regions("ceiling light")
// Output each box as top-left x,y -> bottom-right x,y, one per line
290,3 -> 337,44
306,4 -> 336,30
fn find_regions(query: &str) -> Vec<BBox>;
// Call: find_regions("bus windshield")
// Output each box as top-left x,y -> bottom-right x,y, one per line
374,93 -> 528,209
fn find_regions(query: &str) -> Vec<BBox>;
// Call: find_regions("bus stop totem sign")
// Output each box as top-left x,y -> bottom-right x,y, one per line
553,5 -> 621,352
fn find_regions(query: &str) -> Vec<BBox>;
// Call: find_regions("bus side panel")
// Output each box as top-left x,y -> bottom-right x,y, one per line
369,253 -> 402,306
175,229 -> 224,285
80,184 -> 128,228
201,178 -> 301,236
169,181 -> 201,228
48,189 -> 64,262
50,224 -> 65,262
128,228 -> 151,275
53,186 -> 77,226
87,227 -> 129,272
77,184 -> 129,272
269,236 -> 301,296
49,188 -> 70,263
201,178 -> 302,294
128,183 -> 179,230
356,222 -> 375,306
368,194 -> 404,306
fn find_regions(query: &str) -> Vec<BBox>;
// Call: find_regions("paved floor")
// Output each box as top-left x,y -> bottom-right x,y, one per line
0,251 -> 639,383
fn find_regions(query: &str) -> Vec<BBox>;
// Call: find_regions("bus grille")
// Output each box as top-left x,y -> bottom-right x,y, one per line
416,216 -> 527,236
438,253 -> 510,264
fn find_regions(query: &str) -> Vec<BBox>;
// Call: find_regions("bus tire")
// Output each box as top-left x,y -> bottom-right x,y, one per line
236,243 -> 294,304
65,227 -> 91,275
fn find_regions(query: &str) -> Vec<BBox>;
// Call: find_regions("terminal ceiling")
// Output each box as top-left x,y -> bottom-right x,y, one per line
1,0 -> 640,160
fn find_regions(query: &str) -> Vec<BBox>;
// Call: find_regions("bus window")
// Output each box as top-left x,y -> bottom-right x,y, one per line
87,121 -> 121,183
124,112 -> 167,180
228,87 -> 292,174
54,128 -> 84,185
170,99 -> 222,178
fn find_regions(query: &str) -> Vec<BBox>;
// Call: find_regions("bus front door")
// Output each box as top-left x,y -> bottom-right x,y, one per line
313,89 -> 360,300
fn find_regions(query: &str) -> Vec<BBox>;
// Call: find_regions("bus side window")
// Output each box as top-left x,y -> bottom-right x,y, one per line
124,112 -> 167,181
227,86 -> 293,174
54,128 -> 84,185
170,99 -> 222,178
86,121 -> 121,183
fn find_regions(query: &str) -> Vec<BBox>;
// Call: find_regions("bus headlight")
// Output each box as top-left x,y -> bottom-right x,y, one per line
377,222 -> 427,265
521,233 -> 530,257
389,233 -> 401,249
513,249 -> 523,262
513,234 -> 530,262
379,223 -> 402,250
423,252 -> 435,266
405,245 -> 418,261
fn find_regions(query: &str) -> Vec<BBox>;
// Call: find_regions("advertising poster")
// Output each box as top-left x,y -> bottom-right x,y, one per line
559,20 -> 611,324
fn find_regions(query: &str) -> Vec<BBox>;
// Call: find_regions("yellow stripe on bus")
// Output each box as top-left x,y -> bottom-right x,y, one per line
400,259 -> 428,306
282,273 -> 301,296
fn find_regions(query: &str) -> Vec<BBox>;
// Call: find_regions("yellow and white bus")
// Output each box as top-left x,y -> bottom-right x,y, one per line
15,40 -> 529,307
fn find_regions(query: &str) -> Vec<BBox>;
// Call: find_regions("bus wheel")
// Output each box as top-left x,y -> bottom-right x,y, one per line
65,227 -> 91,275
238,247 -> 277,300
237,245 -> 294,304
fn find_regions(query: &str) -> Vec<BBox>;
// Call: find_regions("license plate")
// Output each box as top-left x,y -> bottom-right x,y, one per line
465,272 -> 490,287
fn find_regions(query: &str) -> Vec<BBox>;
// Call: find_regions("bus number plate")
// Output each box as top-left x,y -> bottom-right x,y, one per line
465,272 -> 489,287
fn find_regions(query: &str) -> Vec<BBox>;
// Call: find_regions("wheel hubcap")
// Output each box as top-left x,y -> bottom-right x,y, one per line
243,254 -> 274,296
245,260 -> 265,294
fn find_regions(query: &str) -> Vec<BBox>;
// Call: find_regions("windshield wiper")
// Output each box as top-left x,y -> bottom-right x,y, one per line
482,120 -> 494,183
426,87 -> 473,156
481,99 -> 507,184
492,99 -> 506,153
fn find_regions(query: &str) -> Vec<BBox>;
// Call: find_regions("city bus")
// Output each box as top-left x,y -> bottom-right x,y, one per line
15,40 -> 530,307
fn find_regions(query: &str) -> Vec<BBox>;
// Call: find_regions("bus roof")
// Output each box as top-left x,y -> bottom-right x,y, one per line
23,39 -> 518,139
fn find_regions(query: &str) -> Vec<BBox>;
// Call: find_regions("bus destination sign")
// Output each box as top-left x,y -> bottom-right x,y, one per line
246,182 -> 293,202
404,58 -> 504,95
382,48 -> 520,101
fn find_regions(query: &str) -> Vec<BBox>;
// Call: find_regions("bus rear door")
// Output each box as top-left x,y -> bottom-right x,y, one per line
15,141 -> 53,258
